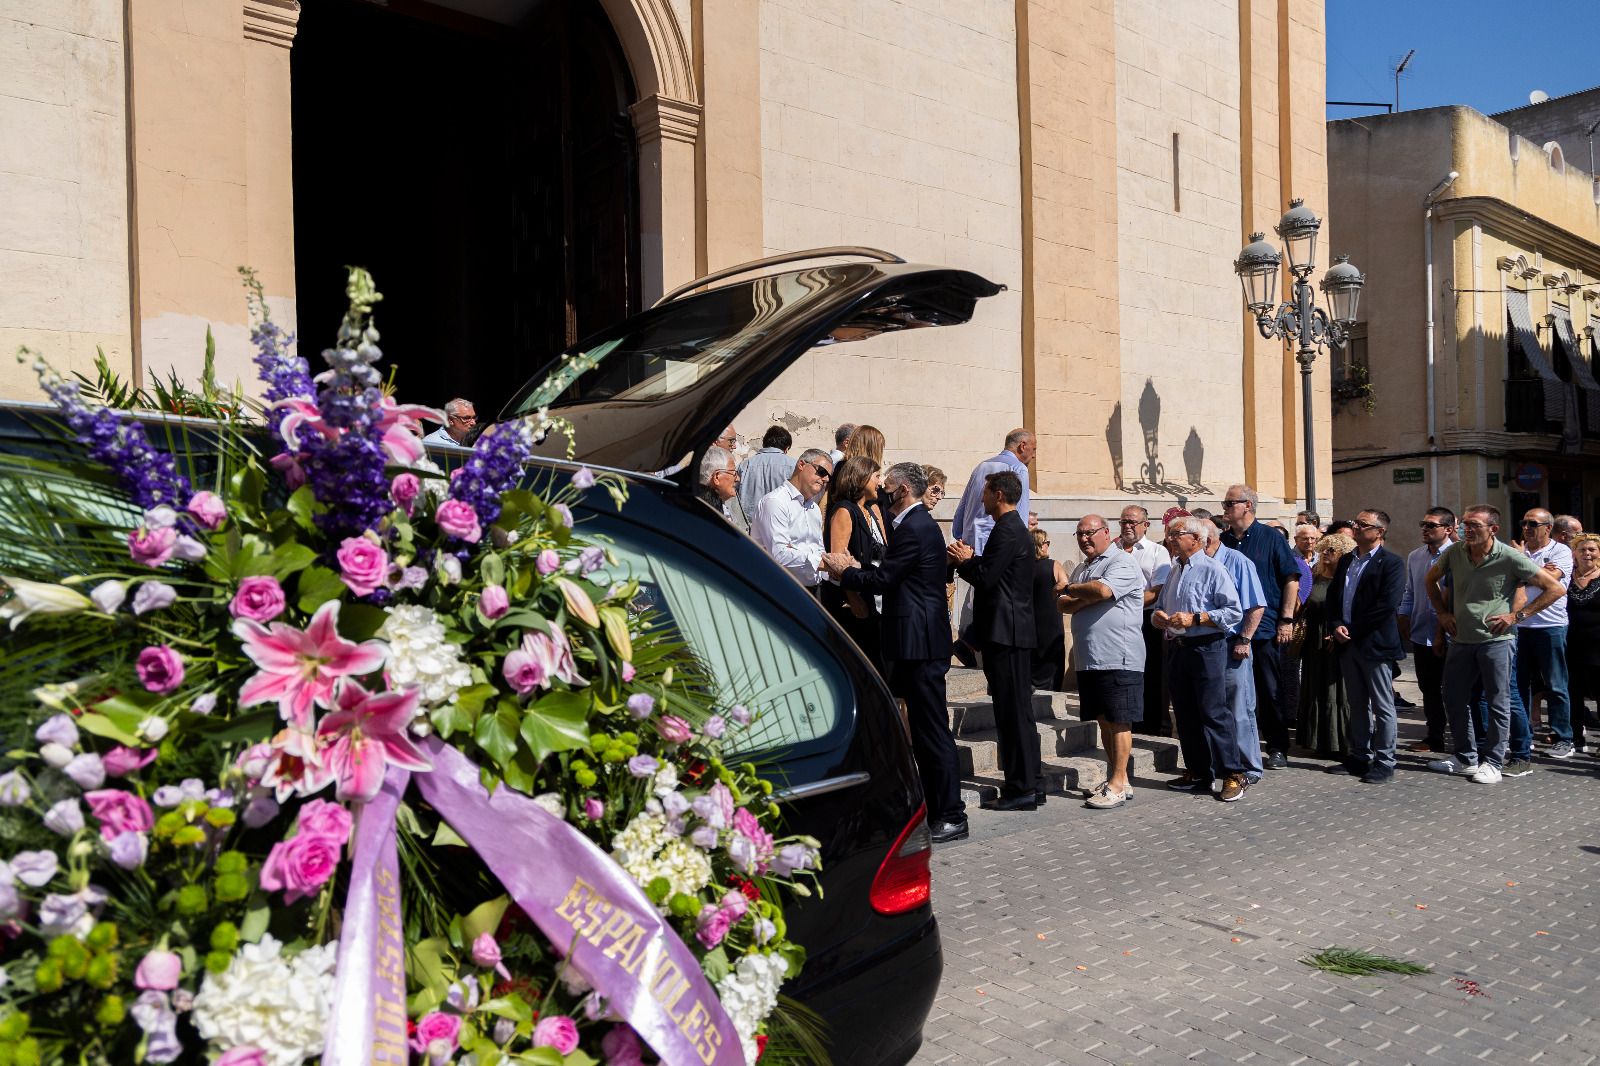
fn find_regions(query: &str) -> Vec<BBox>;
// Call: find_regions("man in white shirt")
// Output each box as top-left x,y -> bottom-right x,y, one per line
1119,505 -> 1173,736
829,423 -> 855,466
751,448 -> 833,596
1517,508 -> 1575,758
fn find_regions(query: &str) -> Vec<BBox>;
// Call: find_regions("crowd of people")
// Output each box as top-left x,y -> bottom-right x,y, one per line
679,420 -> 1598,844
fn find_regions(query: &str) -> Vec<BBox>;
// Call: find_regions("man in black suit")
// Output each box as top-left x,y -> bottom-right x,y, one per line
821,462 -> 967,842
1329,508 -> 1407,783
948,470 -> 1038,811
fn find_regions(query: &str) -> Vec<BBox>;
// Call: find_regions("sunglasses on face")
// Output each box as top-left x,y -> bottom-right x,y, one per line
1521,520 -> 1549,528
1076,529 -> 1106,538
1350,520 -> 1383,531
1119,518 -> 1146,526
805,461 -> 832,480
1419,521 -> 1446,530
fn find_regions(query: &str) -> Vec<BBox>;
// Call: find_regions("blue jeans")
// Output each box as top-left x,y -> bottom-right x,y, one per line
1225,650 -> 1263,783
1341,650 -> 1398,774
1451,640 -> 1515,768
1472,642 -> 1524,760
1516,627 -> 1571,745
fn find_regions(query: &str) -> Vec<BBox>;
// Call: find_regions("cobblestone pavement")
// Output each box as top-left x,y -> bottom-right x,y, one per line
914,675 -> 1600,1066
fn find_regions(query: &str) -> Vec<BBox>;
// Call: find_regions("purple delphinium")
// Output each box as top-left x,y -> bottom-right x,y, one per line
446,418 -> 538,528
28,355 -> 191,510
250,317 -> 312,436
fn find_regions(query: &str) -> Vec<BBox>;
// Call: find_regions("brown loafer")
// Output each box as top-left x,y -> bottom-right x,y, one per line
1405,741 -> 1435,753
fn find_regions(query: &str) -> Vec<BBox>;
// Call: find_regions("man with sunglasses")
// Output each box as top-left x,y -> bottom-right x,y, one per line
423,398 -> 476,446
1425,505 -> 1565,783
1219,484 -> 1301,770
1397,507 -> 1456,753
1516,509 -> 1575,759
751,449 -> 833,597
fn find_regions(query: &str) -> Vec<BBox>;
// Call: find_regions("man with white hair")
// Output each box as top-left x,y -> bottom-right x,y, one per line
1553,514 -> 1584,546
1121,504 -> 1173,736
423,398 -> 476,446
1220,483 -> 1301,769
1153,514 -> 1244,797
695,446 -> 745,531
1199,517 -> 1267,800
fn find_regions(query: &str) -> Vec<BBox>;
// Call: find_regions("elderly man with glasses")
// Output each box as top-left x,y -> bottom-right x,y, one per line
751,449 -> 833,598
423,398 -> 476,446
1153,515 -> 1244,797
1060,515 -> 1147,809
1120,505 -> 1174,737
1219,484 -> 1302,770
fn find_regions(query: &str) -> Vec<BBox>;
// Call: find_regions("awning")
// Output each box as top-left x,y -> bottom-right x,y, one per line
1506,289 -> 1567,422
1550,306 -> 1600,424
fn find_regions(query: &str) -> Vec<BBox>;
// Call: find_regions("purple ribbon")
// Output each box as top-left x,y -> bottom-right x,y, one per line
325,740 -> 744,1066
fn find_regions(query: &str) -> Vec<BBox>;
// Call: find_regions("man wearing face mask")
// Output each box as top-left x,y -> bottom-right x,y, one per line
821,463 -> 966,841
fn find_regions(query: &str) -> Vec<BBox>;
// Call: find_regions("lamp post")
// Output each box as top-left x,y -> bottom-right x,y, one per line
1233,199 -> 1365,513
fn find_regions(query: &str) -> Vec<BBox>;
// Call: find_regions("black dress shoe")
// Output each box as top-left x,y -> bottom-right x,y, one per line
1035,790 -> 1048,805
990,794 -> 1037,812
1324,760 -> 1367,776
1359,769 -> 1394,784
930,819 -> 969,843
1265,751 -> 1289,770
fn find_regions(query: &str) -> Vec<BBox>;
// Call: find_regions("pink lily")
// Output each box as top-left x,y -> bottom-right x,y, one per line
374,396 -> 444,465
233,600 -> 387,728
316,679 -> 431,802
257,728 -> 334,801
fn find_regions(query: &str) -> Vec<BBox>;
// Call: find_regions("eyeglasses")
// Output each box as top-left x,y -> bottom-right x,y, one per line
714,435 -> 736,447
1118,518 -> 1147,526
1173,531 -> 1199,540
1075,528 -> 1107,538
1419,521 -> 1446,530
449,413 -> 477,423
1461,522 -> 1489,531
1221,499 -> 1249,508
927,486 -> 945,497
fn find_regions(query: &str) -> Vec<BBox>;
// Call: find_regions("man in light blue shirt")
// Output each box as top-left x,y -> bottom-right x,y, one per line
736,425 -> 795,519
1398,507 -> 1454,752
951,429 -> 1034,554
1153,514 -> 1243,796
423,398 -> 475,447
1200,517 -> 1267,797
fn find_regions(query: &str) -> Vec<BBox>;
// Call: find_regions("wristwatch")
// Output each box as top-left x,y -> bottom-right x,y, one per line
1514,608 -> 1528,622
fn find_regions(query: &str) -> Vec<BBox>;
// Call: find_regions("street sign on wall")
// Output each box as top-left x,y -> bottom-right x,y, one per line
1393,468 -> 1424,484
1487,473 -> 1501,488
1513,463 -> 1546,491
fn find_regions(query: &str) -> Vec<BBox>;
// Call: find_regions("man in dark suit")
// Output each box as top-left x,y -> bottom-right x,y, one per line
821,462 -> 967,842
948,470 -> 1038,811
1329,508 -> 1407,783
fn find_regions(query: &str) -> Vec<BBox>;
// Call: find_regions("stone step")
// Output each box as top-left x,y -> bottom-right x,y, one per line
956,724 -> 1177,777
946,667 -> 988,701
947,692 -> 1070,735
957,744 -> 1178,807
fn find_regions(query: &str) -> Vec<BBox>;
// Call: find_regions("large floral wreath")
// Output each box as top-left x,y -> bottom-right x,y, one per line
0,269 -> 823,1066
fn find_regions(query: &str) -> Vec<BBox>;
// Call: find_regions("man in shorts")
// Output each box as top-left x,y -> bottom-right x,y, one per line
1060,514 -> 1147,809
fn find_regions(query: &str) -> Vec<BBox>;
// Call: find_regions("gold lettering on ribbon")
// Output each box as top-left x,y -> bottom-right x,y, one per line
372,865 -> 408,1064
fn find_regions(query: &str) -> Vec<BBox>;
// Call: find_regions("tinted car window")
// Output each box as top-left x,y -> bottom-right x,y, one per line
587,515 -> 852,760
502,264 -> 874,417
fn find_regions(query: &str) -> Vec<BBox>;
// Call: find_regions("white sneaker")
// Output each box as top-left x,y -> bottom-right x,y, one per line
1429,755 -> 1476,775
1471,763 -> 1502,784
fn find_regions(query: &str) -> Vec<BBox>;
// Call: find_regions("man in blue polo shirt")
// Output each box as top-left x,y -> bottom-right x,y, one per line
1219,484 -> 1301,769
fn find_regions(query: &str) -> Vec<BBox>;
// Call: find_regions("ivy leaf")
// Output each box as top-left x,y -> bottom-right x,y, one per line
499,741 -> 543,795
229,461 -> 265,513
701,946 -> 732,982
475,700 -> 522,768
518,690 -> 591,762
297,566 -> 344,613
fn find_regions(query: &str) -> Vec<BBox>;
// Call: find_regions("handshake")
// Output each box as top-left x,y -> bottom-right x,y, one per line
946,539 -> 974,564
819,551 -> 859,579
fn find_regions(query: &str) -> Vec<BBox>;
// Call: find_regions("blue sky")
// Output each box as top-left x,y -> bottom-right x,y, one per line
1326,0 -> 1596,119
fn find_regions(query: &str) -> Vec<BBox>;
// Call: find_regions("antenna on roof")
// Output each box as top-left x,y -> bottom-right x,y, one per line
1392,49 -> 1416,112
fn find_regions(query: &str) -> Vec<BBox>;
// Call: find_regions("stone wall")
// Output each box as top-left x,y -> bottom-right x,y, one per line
733,0 -> 1024,476
0,0 -> 133,396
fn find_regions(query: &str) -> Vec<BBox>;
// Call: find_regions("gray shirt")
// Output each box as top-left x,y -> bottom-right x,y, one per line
736,448 -> 795,518
1068,545 -> 1147,671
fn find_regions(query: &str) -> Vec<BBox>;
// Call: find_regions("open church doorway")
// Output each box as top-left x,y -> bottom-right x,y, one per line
290,0 -> 641,422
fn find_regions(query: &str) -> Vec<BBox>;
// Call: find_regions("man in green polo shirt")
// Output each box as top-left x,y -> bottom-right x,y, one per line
1424,504 -> 1566,783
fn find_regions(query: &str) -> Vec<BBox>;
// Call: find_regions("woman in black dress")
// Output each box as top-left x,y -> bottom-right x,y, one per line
1566,533 -> 1599,754
1029,527 -> 1069,691
822,455 -> 888,673
1297,531 -> 1354,757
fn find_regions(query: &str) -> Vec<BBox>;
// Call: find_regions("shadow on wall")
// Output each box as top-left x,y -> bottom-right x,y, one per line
1106,378 -> 1210,498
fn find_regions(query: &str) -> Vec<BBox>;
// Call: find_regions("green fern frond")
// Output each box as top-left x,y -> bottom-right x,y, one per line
1300,947 -> 1432,976
759,994 -> 833,1065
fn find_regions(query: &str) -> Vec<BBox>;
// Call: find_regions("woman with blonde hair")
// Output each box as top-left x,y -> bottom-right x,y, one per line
822,454 -> 888,672
843,425 -> 889,515
1296,531 -> 1356,758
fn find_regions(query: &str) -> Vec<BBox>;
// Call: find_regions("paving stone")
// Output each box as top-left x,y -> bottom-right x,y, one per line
911,679 -> 1600,1066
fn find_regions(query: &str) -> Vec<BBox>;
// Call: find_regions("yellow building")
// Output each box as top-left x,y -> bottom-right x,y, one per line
1328,105 -> 1600,548
0,0 -> 1333,519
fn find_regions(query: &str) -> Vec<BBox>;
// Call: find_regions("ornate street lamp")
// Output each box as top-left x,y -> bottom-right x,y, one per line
1232,199 -> 1365,512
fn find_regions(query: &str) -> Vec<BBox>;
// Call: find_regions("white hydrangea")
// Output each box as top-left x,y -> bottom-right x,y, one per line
410,457 -> 451,504
715,951 -> 789,1065
191,935 -> 337,1066
611,813 -> 712,899
379,605 -> 473,706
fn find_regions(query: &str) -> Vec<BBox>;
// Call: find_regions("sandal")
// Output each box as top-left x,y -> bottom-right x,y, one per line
1084,782 -> 1133,810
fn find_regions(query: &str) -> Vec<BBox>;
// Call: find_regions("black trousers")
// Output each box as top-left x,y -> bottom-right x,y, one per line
1412,641 -> 1449,748
1168,635 -> 1230,780
1251,638 -> 1288,752
1137,610 -> 1171,735
1031,637 -> 1066,692
888,658 -> 964,823
983,643 -> 1039,797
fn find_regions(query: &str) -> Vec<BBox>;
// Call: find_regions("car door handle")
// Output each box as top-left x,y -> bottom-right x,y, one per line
772,771 -> 871,803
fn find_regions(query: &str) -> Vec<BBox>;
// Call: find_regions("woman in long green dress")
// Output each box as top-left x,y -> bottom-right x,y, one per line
1297,532 -> 1355,758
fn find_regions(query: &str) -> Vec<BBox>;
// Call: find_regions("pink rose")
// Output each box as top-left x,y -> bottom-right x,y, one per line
216,1049 -> 269,1066
536,549 -> 560,575
230,576 -> 286,622
136,645 -> 185,694
390,473 -> 421,514
657,715 -> 693,745
478,584 -> 509,621
584,797 -> 605,821
102,746 -> 158,777
295,798 -> 353,844
501,646 -> 548,695
695,903 -> 737,948
434,500 -> 482,543
235,742 -> 273,782
409,1011 -> 462,1055
186,491 -> 228,530
134,950 -> 182,990
336,536 -> 389,597
533,1015 -> 580,1055
470,932 -> 511,979
719,889 -> 750,922
128,526 -> 177,568
259,831 -> 342,904
83,789 -> 154,841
